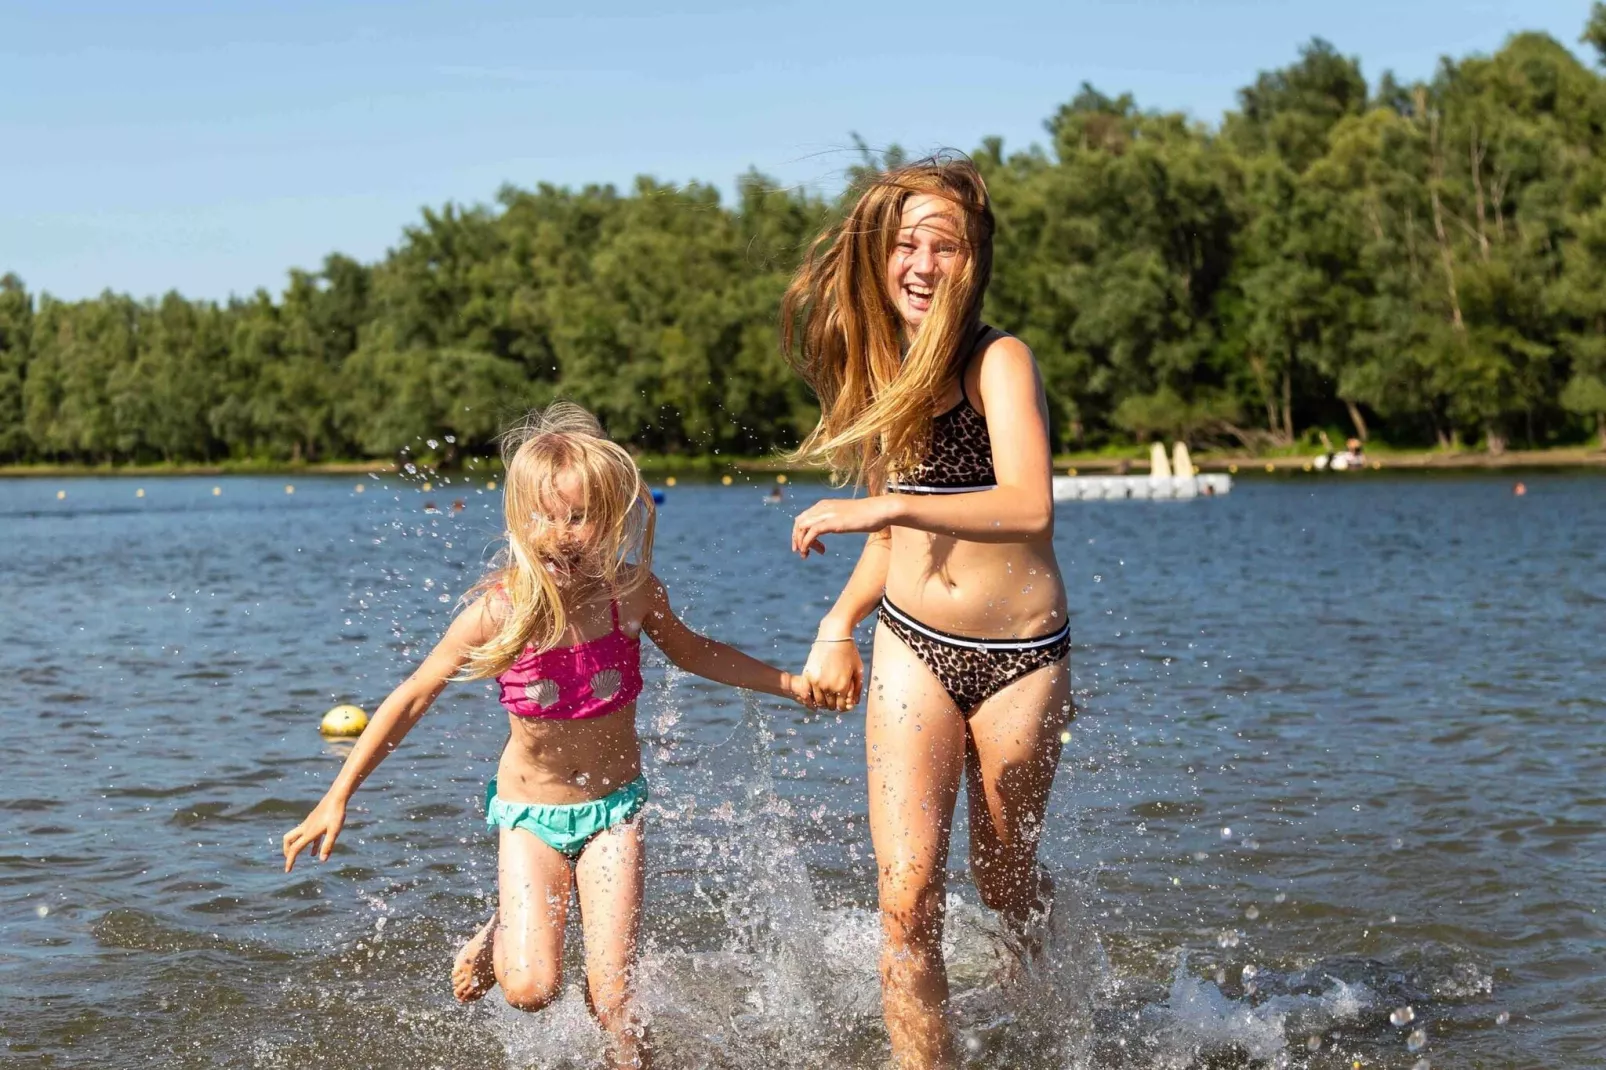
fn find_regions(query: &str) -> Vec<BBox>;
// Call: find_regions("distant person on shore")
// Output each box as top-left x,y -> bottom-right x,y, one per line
780,155 -> 1071,1069
282,402 -> 814,1068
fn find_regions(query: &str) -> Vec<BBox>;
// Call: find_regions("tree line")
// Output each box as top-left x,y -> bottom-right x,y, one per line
8,11 -> 1606,466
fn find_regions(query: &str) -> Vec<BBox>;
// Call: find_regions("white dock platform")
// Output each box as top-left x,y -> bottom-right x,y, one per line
1051,473 -> 1232,501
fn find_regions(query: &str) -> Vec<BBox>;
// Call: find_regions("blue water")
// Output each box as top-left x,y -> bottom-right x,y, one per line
1,471 -> 1602,1068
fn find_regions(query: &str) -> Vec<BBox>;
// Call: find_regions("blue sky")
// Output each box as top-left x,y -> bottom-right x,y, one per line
2,0 -> 1597,301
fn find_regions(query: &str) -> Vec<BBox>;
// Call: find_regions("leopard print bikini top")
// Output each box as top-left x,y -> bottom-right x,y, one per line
886,325 -> 1000,496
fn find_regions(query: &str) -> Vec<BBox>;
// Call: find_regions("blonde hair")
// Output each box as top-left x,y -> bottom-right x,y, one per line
781,153 -> 995,489
459,401 -> 655,680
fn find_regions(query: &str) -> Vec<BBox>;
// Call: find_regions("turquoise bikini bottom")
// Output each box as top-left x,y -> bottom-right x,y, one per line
484,775 -> 649,859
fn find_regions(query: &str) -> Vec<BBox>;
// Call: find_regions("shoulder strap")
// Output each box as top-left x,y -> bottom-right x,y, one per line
609,599 -> 621,631
960,323 -> 997,410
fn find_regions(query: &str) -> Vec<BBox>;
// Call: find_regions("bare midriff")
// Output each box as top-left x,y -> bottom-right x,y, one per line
495,704 -> 643,806
883,526 -> 1067,639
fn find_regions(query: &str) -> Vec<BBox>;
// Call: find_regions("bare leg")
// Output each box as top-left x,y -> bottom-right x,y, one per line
965,658 -> 1070,953
575,817 -> 651,1069
451,908 -> 499,1002
494,826 -> 575,1012
866,625 -> 968,1070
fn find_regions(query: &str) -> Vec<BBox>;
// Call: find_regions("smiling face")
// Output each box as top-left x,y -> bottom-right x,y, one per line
885,193 -> 967,334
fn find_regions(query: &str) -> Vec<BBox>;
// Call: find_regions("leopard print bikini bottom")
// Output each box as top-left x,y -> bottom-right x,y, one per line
877,597 -> 1071,715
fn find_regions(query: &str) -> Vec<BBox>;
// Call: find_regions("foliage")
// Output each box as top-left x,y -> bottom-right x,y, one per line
8,18 -> 1606,463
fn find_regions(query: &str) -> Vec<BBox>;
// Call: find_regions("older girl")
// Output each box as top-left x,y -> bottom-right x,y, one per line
783,157 -> 1071,1069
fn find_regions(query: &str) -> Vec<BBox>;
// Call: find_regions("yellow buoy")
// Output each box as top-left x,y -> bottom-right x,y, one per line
136,487 -> 145,498
1264,463 -> 1275,473
212,486 -> 222,496
354,483 -> 365,493
1302,464 -> 1312,472
721,474 -> 733,486
284,484 -> 295,495
486,480 -> 497,491
56,490 -> 66,500
665,476 -> 677,487
776,474 -> 788,485
1067,467 -> 1078,476
320,704 -> 368,737
1228,464 -> 1238,474
420,481 -> 432,492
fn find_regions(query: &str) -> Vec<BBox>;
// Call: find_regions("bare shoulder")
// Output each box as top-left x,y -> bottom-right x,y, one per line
616,568 -> 669,633
968,331 -> 1043,414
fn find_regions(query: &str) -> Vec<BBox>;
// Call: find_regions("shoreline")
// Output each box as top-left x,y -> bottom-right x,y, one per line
2,444 -> 1603,479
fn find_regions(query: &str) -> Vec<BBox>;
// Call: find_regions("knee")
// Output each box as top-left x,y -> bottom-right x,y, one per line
972,858 -> 1050,915
878,870 -> 946,950
500,970 -> 562,1013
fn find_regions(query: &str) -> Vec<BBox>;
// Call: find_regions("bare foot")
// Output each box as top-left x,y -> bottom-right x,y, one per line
451,911 -> 499,1003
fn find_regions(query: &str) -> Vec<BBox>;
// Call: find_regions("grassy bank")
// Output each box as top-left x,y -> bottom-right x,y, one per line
4,444 -> 1604,480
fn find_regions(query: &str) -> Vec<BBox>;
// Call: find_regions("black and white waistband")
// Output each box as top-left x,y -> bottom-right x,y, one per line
884,482 -> 997,495
878,597 -> 1070,652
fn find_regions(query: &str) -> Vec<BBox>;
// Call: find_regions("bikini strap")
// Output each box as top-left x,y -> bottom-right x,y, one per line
960,323 -> 997,411
609,599 -> 621,632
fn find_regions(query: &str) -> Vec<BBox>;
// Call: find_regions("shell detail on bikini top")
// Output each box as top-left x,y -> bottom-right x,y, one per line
494,600 -> 644,720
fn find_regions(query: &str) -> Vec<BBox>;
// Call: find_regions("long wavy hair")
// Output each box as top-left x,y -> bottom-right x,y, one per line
459,401 -> 655,680
781,153 -> 995,489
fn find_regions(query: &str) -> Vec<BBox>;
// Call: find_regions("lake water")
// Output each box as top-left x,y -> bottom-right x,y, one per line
1,471 -> 1602,1069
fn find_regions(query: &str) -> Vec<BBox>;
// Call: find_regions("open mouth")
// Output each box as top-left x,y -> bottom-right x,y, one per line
904,285 -> 933,312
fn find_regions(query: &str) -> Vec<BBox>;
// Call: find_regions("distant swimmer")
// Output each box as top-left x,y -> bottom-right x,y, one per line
451,499 -> 466,514
764,483 -> 784,503
1514,481 -> 1528,496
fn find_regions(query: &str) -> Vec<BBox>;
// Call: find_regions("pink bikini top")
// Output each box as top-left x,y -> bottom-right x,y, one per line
495,601 -> 644,720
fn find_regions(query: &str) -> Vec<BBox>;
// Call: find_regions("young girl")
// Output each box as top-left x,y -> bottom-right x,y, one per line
282,402 -> 814,1068
782,156 -> 1070,1069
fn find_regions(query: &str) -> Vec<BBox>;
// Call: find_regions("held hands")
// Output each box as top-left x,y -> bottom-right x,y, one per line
282,794 -> 348,873
801,637 -> 864,712
783,671 -> 820,709
791,497 -> 895,558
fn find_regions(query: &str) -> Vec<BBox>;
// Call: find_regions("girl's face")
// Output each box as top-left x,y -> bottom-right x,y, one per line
885,193 -> 966,333
539,469 -> 601,576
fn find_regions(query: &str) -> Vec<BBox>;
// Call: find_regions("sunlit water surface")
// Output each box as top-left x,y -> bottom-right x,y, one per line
2,472 -> 1602,1068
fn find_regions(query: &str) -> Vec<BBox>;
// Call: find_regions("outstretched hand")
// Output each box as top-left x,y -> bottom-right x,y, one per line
282,795 -> 348,872
791,497 -> 894,558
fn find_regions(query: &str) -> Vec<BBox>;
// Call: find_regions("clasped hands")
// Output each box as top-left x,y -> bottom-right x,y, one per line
788,495 -> 888,712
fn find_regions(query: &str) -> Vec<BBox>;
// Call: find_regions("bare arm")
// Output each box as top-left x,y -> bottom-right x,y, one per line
799,530 -> 889,710
282,595 -> 498,871
638,575 -> 811,703
790,337 -> 1054,553
817,528 -> 890,639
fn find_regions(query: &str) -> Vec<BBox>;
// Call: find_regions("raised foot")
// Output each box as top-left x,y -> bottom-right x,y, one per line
451,911 -> 499,1003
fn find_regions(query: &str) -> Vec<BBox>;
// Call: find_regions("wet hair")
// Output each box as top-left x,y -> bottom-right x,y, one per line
458,401 -> 655,680
781,153 -> 995,489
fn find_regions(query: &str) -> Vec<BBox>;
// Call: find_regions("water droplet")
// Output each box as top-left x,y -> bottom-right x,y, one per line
1241,964 -> 1258,981
1221,826 -> 1233,839
1059,729 -> 1071,744
1412,1060 -> 1431,1070
34,904 -> 48,918
1391,1005 -> 1416,1027
1495,1011 -> 1510,1026
1274,892 -> 1287,904
1245,905 -> 1260,920
1193,850 -> 1209,861
1306,1035 -> 1322,1052
1407,1027 -> 1427,1052
426,439 -> 439,450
